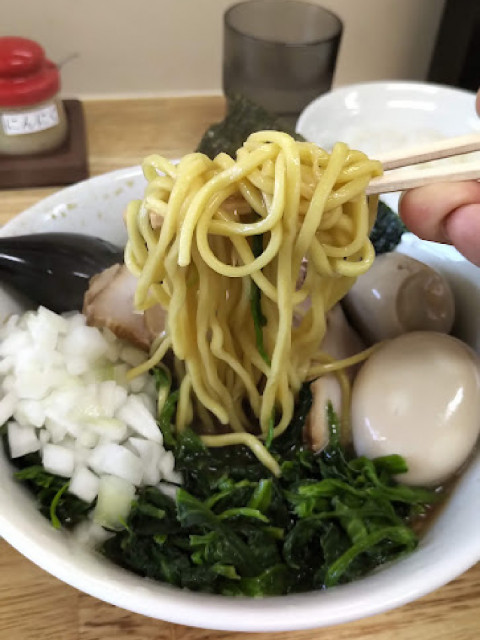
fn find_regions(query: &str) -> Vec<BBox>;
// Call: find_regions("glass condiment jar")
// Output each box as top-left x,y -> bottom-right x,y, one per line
0,37 -> 68,155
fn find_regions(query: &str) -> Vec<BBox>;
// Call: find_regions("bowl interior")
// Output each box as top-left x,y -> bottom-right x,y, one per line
0,161 -> 479,632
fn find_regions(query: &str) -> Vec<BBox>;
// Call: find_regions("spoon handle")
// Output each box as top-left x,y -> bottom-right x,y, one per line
0,232 -> 124,313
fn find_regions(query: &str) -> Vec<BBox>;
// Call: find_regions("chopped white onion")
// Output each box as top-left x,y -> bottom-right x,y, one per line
0,390 -> 17,425
0,308 -> 182,540
0,329 -> 31,357
116,395 -> 162,443
38,430 -> 50,446
66,356 -> 89,376
44,416 -> 69,443
73,520 -> 113,548
42,443 -> 75,477
93,474 -> 136,530
12,370 -> 51,401
69,466 -> 100,503
61,325 -> 109,362
129,437 -> 163,485
1,375 -> 14,392
97,380 -> 128,418
8,421 -> 40,458
160,451 -> 175,480
128,375 -> 147,394
85,417 -> 127,443
120,344 -> 146,367
14,399 -> 45,428
26,307 -> 63,351
76,428 -> 99,449
88,442 -> 143,485
0,355 -> 13,375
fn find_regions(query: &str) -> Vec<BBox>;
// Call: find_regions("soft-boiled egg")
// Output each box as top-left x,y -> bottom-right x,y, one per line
351,331 -> 480,486
342,253 -> 455,346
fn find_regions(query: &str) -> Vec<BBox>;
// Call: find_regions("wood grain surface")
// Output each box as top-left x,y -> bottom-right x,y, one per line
0,95 -> 479,640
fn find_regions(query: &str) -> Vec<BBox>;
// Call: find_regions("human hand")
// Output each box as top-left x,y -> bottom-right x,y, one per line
398,89 -> 480,266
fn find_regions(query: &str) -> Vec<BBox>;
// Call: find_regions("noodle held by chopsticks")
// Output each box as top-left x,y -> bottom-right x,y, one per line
124,131 -> 382,473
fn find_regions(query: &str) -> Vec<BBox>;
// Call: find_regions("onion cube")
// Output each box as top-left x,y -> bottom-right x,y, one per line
128,437 -> 163,485
0,329 -> 31,357
77,428 -> 99,449
158,450 -> 176,480
88,443 -> 143,485
26,307 -> 62,351
64,313 -> 86,329
62,325 -> 109,362
93,475 -> 136,530
44,416 -> 69,443
14,399 -> 45,428
45,386 -> 83,417
38,306 -> 68,334
2,375 -> 14,392
42,443 -> 75,477
69,466 -> 99,503
0,355 -> 13,375
12,369 -> 51,401
0,390 -> 17,425
128,375 -> 146,394
8,421 -> 40,458
120,345 -> 146,367
38,430 -> 50,446
116,395 -> 162,443
98,381 -> 127,418
73,520 -> 113,548
66,356 -> 89,376
85,417 -> 127,443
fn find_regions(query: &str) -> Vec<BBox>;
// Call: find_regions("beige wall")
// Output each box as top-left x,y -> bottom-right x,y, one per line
1,0 -> 446,99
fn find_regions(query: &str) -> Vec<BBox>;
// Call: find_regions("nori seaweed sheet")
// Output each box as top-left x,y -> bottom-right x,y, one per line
196,94 -> 304,159
370,200 -> 407,254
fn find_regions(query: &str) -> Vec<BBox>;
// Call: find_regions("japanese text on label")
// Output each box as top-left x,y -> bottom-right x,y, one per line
1,104 -> 60,136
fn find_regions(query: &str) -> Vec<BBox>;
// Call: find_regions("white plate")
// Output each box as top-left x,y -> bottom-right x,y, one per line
0,162 -> 479,632
296,81 -> 480,209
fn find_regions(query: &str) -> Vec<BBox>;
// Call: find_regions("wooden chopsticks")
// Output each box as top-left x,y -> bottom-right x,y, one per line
366,132 -> 480,195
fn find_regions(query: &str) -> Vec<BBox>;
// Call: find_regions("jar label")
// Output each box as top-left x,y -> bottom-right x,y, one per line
1,104 -> 59,136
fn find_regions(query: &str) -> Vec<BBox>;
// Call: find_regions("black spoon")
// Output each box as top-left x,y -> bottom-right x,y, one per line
0,232 -> 125,313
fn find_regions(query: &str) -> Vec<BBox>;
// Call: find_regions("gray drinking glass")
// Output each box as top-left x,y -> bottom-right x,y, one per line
223,0 -> 343,127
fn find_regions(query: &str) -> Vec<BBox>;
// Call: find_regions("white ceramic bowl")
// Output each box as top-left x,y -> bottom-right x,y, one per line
0,164 -> 479,632
296,81 -> 480,210
297,80 -> 480,153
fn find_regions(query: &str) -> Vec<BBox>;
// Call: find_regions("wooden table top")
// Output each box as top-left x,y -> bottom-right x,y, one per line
0,95 -> 479,640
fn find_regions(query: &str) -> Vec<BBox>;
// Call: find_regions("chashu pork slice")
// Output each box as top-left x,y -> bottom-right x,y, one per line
83,264 -> 166,351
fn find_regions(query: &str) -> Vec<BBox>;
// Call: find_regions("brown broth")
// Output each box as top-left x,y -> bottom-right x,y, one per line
409,445 -> 478,537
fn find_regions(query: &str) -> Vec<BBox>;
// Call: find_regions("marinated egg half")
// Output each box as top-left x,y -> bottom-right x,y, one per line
351,331 -> 480,486
343,253 -> 455,345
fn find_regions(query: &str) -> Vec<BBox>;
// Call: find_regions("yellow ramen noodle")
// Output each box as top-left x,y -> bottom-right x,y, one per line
124,131 -> 382,474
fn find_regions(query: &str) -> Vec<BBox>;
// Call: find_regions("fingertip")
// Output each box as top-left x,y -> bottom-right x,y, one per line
398,185 -> 449,243
398,182 -> 480,244
444,204 -> 480,266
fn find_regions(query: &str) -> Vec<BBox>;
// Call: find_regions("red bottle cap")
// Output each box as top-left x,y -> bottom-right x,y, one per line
0,37 -> 61,107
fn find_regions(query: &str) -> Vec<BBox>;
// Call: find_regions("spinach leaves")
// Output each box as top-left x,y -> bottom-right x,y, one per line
3,375 -> 439,596
101,385 -> 439,595
9,452 -> 93,529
